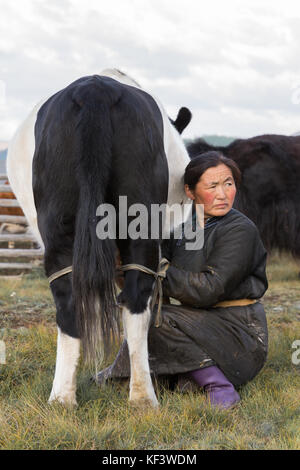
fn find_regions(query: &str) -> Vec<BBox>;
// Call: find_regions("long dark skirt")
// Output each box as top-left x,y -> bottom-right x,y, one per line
96,301 -> 268,388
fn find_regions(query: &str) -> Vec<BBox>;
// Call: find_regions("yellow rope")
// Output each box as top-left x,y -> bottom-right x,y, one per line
119,258 -> 170,327
48,262 -> 258,323
47,259 -> 170,327
213,298 -> 259,308
48,266 -> 73,284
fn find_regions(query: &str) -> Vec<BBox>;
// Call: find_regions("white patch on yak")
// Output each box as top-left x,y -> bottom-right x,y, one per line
6,99 -> 47,251
122,300 -> 158,408
48,328 -> 80,407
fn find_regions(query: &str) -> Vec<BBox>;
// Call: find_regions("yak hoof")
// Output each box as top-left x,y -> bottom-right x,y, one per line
129,391 -> 159,410
129,398 -> 159,410
48,393 -> 78,408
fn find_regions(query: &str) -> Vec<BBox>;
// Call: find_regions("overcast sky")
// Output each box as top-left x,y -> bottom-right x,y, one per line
1,0 -> 300,143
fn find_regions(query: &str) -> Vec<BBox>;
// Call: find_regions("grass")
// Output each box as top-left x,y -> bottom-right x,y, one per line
0,253 -> 299,450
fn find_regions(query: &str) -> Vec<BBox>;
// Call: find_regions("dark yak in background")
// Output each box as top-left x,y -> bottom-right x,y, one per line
187,134 -> 300,265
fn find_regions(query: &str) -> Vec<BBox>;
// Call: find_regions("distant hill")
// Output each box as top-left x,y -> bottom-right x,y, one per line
199,135 -> 237,146
0,149 -> 7,173
184,135 -> 237,148
0,148 -> 7,159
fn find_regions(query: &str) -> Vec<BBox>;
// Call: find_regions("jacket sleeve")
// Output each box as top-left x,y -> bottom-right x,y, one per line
162,222 -> 259,308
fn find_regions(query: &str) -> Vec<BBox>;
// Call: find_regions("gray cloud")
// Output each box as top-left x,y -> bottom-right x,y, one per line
1,0 -> 300,140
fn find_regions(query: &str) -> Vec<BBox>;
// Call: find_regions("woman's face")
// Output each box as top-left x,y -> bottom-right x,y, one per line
185,163 -> 237,220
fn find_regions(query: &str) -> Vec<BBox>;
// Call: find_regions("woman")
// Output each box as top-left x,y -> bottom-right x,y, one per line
97,151 -> 269,409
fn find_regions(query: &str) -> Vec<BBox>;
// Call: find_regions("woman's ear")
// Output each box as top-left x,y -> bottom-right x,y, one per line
184,184 -> 195,200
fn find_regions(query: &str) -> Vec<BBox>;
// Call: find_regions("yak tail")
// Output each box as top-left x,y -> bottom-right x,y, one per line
72,78 -> 121,364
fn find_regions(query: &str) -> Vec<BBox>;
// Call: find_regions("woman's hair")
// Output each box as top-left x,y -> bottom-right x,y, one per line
184,151 -> 241,189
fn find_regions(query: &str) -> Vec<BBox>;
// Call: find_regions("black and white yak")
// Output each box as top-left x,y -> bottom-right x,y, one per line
7,69 -> 192,408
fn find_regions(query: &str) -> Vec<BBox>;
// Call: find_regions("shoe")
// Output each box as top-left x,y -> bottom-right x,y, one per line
188,365 -> 240,409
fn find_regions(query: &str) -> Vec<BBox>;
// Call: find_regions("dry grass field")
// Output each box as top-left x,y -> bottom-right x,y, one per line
0,252 -> 299,450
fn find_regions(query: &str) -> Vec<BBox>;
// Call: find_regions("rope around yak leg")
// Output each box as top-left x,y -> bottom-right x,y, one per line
47,258 -> 170,327
119,258 -> 170,328
48,266 -> 73,284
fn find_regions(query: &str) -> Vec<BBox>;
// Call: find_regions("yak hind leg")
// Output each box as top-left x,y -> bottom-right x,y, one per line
49,327 -> 80,407
122,304 -> 159,409
118,239 -> 160,409
47,270 -> 80,407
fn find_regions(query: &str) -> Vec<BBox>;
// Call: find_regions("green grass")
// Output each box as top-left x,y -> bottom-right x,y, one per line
0,254 -> 299,450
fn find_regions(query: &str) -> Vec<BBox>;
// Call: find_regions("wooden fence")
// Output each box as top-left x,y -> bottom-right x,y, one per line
0,173 -> 44,273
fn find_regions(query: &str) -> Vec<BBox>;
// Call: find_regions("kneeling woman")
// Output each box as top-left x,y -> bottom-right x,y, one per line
97,151 -> 269,409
